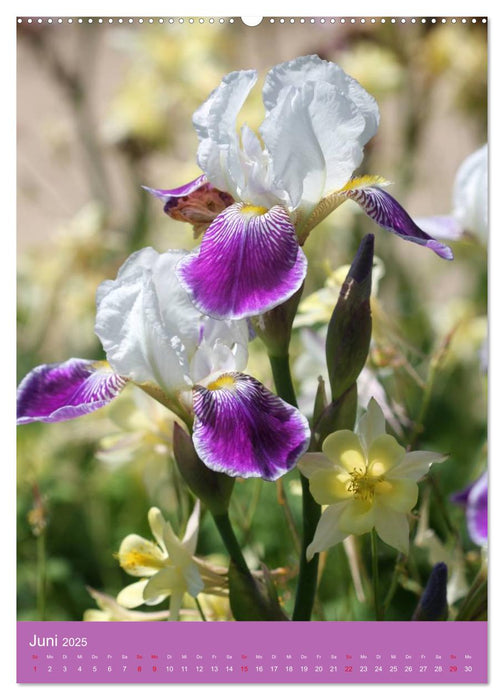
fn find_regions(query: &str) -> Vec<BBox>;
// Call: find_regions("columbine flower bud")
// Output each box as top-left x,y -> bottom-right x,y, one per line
326,234 -> 374,401
173,423 -> 234,515
413,563 -> 448,621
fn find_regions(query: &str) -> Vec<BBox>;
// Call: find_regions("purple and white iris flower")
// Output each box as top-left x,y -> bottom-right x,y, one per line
17,248 -> 310,481
146,54 -> 453,320
452,471 -> 488,547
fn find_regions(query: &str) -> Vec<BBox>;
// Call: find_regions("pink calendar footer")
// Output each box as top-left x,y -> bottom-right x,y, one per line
17,621 -> 487,683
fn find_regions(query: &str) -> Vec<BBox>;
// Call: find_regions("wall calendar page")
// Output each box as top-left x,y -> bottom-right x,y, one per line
16,13 -> 488,686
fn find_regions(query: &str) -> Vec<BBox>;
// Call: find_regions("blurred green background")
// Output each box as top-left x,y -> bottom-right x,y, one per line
17,17 -> 487,621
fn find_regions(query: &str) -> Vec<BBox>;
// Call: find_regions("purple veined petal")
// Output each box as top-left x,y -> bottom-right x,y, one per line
144,175 -> 235,232
345,185 -> 454,260
143,174 -> 208,205
466,472 -> 488,546
413,215 -> 464,242
17,359 -> 127,425
177,203 -> 308,320
191,372 -> 310,480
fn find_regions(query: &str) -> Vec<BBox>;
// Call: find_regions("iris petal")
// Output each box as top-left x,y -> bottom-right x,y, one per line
143,174 -> 208,205
345,184 -> 454,260
16,359 -> 126,424
144,176 -> 235,232
177,203 -> 307,319
192,372 -> 310,480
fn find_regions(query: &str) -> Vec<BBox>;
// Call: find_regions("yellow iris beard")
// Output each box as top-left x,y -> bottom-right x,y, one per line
207,374 -> 236,391
240,204 -> 268,217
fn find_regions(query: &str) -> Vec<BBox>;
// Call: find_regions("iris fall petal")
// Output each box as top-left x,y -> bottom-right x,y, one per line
177,203 -> 307,319
192,372 -> 310,480
16,359 -> 126,424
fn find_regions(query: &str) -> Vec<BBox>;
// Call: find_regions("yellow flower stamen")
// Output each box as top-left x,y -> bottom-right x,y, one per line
346,467 -> 386,504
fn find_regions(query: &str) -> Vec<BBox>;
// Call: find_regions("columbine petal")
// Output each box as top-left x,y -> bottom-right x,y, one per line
367,435 -> 406,475
182,500 -> 201,556
342,181 -> 454,260
306,502 -> 349,561
16,359 -> 126,425
147,507 -> 168,555
338,500 -> 376,535
356,397 -> 386,457
375,478 -> 419,513
116,580 -> 151,609
297,452 -> 335,478
322,430 -> 366,473
118,534 -> 165,576
143,567 -> 186,602
391,451 -> 446,481
192,372 -> 310,480
309,469 -> 353,504
177,203 -> 307,319
374,506 -> 410,554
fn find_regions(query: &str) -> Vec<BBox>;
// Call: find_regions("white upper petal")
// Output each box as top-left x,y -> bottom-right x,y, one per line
453,144 -> 488,240
193,70 -> 258,199
261,54 -> 379,207
192,55 -> 380,214
95,248 -> 249,395
95,249 -> 196,394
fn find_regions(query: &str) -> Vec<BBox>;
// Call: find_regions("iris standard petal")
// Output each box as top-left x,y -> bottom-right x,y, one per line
16,359 -> 126,425
261,55 -> 379,204
177,203 -> 307,319
193,70 -> 258,197
344,182 -> 454,260
192,372 -> 310,480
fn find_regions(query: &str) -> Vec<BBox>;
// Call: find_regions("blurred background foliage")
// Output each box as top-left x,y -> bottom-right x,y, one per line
17,18 -> 487,621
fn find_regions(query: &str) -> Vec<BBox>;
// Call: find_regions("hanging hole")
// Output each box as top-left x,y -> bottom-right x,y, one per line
241,16 -> 263,26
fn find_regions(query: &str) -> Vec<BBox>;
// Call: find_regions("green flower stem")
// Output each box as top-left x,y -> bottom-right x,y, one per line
269,353 -> 321,621
370,529 -> 383,621
195,596 -> 207,621
383,553 -> 404,614
212,511 -> 254,581
36,531 -> 47,622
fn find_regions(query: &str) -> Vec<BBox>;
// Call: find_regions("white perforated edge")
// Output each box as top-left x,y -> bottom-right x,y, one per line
16,16 -> 488,25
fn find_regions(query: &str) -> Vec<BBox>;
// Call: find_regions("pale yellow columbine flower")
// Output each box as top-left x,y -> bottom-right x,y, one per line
83,587 -> 172,621
117,501 -> 226,620
298,399 -> 445,559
